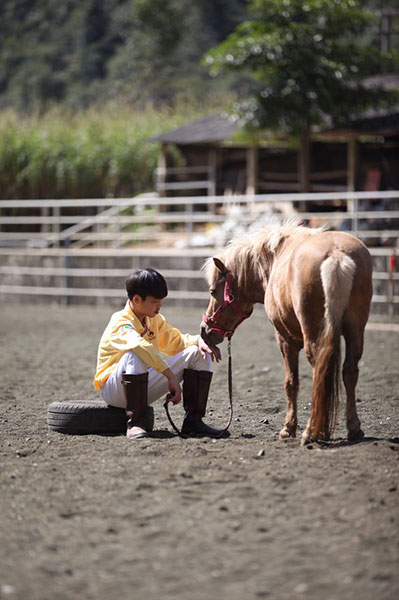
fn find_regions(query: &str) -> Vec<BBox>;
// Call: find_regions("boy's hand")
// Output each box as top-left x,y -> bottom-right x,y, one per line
163,369 -> 182,404
198,337 -> 221,363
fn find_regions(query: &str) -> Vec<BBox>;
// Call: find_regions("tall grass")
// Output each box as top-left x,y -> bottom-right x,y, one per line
0,102 -> 208,199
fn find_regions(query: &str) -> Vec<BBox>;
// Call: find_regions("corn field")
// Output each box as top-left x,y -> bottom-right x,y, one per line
0,103 -> 203,200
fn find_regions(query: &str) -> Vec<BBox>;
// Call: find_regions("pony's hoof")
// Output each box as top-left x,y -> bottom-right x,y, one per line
279,427 -> 295,440
348,428 -> 364,442
301,431 -> 311,446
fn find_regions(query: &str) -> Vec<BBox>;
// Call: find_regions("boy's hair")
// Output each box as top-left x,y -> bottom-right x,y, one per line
125,268 -> 168,300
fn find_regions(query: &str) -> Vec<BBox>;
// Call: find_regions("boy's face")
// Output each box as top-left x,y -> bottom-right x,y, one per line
132,294 -> 163,319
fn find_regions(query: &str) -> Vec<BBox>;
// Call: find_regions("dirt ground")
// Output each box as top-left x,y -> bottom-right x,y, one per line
0,301 -> 398,600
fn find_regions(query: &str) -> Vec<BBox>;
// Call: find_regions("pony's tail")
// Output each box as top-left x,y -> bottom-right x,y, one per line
308,254 -> 356,440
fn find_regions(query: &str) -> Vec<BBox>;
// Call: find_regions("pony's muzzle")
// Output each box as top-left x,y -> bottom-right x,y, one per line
200,321 -> 224,346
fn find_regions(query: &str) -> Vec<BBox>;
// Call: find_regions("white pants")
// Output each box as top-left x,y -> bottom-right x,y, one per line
101,345 -> 212,408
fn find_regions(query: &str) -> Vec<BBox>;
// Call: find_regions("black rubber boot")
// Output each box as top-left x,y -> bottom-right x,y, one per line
181,369 -> 226,437
121,372 -> 149,439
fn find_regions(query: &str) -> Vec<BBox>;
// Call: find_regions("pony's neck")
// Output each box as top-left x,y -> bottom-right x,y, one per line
230,259 -> 269,305
245,268 -> 266,304
224,241 -> 275,305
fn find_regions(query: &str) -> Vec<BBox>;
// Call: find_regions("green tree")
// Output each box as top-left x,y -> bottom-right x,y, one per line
203,0 -> 398,190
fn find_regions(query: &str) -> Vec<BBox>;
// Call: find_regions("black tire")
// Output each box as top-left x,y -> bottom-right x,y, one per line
47,400 -> 154,435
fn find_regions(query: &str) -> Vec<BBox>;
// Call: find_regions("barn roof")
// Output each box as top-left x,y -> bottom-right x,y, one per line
352,74 -> 399,132
151,113 -> 241,145
350,110 -> 399,133
362,73 -> 399,91
152,75 -> 399,145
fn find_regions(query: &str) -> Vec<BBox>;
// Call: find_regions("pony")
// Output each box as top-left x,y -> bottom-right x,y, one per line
200,222 -> 373,445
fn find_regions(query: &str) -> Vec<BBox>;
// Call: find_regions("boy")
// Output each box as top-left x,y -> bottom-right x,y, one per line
94,268 -> 222,439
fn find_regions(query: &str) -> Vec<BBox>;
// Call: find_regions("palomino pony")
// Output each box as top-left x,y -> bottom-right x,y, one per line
200,222 -> 373,445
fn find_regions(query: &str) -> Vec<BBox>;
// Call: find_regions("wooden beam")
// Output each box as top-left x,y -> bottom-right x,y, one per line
208,149 -> 217,197
311,169 -> 348,181
157,181 -> 212,191
258,181 -> 301,191
298,132 -> 311,194
246,146 -> 258,195
260,171 -> 298,181
156,144 -> 169,196
310,184 -> 347,192
155,166 -> 210,175
347,135 -> 358,192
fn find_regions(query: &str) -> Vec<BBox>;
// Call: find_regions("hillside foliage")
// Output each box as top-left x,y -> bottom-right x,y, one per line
0,0 -> 248,111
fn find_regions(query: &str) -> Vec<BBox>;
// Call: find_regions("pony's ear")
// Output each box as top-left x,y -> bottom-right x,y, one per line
213,257 -> 228,274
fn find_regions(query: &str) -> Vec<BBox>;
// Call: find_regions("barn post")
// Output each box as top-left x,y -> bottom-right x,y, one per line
208,148 -> 217,195
156,143 -> 168,197
156,143 -> 169,231
208,148 -> 218,214
246,146 -> 258,197
298,131 -> 310,194
347,134 -> 359,191
346,134 -> 359,224
297,130 -> 311,212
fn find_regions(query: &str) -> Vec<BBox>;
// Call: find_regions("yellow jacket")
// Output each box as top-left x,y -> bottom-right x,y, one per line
94,301 -> 199,390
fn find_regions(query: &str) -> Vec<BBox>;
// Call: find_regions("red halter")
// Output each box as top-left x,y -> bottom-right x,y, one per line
202,272 -> 252,339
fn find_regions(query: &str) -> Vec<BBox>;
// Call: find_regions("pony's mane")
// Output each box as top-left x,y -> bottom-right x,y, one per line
203,221 -> 324,288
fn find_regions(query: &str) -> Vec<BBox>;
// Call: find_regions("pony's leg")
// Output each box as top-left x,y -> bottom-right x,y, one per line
342,326 -> 365,441
301,338 -> 317,446
275,332 -> 300,439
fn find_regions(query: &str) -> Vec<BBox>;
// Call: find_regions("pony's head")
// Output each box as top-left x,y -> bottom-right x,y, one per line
200,256 -> 253,346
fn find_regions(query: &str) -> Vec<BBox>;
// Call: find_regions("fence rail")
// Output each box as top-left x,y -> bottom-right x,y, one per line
1,210 -> 399,226
0,247 -> 396,310
0,191 -> 398,313
1,190 -> 398,248
1,190 -> 399,208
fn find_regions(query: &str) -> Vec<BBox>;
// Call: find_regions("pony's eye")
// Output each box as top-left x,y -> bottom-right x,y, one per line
210,289 -> 216,297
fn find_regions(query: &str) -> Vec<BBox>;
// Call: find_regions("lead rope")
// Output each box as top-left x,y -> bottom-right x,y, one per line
163,338 -> 234,438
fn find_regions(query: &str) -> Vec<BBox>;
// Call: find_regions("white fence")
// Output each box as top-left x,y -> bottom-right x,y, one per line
0,190 -> 398,247
0,191 -> 398,311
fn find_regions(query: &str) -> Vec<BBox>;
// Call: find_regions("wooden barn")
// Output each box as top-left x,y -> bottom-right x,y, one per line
151,75 -> 399,205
